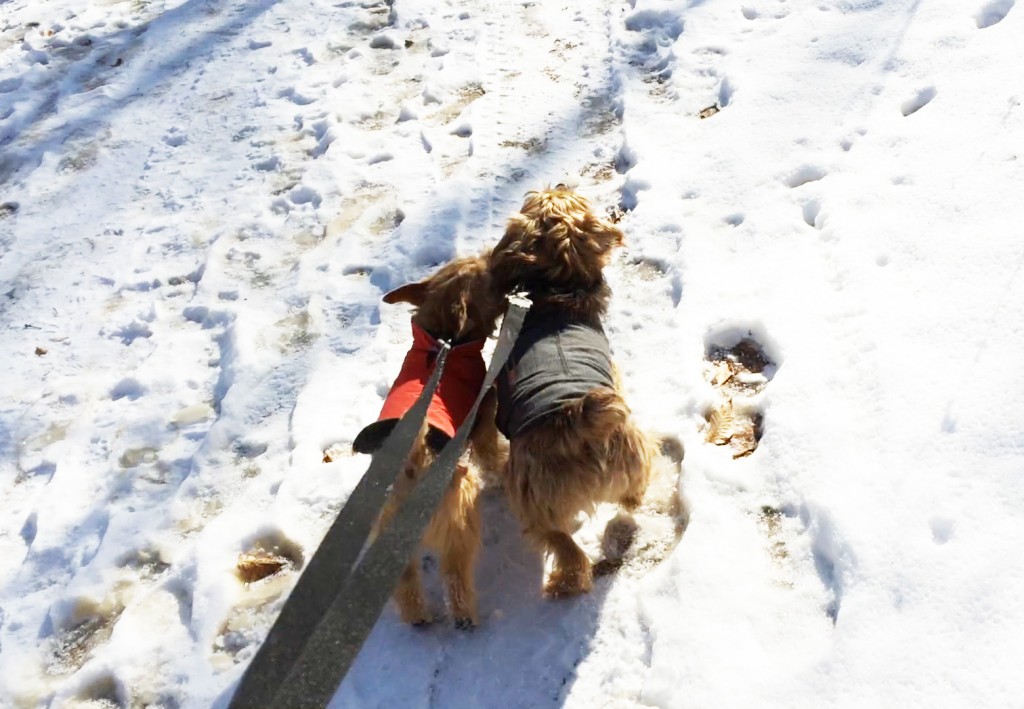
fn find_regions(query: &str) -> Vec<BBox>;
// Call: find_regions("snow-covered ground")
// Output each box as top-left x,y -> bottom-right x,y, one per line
2,0 -> 1023,705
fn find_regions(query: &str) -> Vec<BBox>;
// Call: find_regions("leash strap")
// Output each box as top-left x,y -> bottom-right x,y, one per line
230,296 -> 531,709
228,343 -> 451,709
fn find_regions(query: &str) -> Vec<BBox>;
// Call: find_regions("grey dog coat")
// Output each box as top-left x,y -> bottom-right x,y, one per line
496,308 -> 615,439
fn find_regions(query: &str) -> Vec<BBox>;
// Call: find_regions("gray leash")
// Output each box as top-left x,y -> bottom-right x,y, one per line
227,343 -> 450,709
229,296 -> 530,709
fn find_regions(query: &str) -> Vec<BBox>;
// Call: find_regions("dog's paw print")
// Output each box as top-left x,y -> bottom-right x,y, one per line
976,0 -> 1014,27
901,86 -> 937,117
64,672 -> 127,707
45,585 -> 133,676
782,165 -> 828,189
703,333 -> 777,458
758,505 -> 792,570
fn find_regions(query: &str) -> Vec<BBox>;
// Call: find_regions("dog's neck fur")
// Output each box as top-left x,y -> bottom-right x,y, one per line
521,278 -> 611,320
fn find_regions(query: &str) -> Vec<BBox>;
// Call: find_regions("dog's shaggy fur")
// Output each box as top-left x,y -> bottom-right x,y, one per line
489,187 -> 681,598
366,254 -> 506,628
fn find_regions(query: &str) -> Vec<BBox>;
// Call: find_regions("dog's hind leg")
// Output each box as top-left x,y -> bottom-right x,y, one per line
605,431 -> 689,576
596,432 -> 648,576
614,424 -> 657,511
539,529 -> 593,597
441,542 -> 479,630
594,427 -> 686,576
394,560 -> 431,626
429,464 -> 482,629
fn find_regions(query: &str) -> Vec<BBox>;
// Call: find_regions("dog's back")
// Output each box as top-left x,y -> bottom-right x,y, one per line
497,308 -> 616,439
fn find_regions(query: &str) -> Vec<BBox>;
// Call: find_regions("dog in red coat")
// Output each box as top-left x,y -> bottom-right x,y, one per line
352,252 -> 506,628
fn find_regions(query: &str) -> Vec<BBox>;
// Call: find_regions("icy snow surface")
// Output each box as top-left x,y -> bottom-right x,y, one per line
1,0 -> 1023,706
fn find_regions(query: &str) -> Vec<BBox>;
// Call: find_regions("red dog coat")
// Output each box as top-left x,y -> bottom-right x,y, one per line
353,321 -> 486,454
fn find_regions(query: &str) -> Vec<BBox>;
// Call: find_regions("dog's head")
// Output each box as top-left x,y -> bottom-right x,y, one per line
384,253 -> 503,343
489,186 -> 624,294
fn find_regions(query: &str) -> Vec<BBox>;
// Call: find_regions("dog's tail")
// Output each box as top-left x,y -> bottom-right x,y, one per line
576,386 -> 631,435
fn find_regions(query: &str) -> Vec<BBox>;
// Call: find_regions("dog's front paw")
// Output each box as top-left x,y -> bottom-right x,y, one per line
454,616 -> 477,631
399,605 -> 433,627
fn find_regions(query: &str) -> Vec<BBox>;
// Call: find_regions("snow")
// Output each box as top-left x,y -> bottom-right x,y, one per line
2,0 -> 1023,706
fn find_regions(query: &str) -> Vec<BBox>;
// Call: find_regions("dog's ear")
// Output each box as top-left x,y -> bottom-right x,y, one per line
451,298 -> 471,338
383,282 -> 427,305
496,215 -> 534,254
489,215 -> 536,289
446,263 -> 486,338
587,214 -> 625,250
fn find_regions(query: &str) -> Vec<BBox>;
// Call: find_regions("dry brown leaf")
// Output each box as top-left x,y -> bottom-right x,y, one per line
236,553 -> 288,584
706,401 -> 735,445
708,361 -> 735,387
731,429 -> 759,458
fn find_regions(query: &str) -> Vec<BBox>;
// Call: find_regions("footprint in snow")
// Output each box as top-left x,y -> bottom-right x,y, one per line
62,673 -> 125,707
347,2 -> 395,34
430,82 -> 485,126
253,155 -> 281,172
45,553 -> 182,706
162,130 -> 187,147
212,531 -> 304,668
783,165 -> 828,188
619,253 -> 683,308
930,516 -> 956,544
740,1 -> 790,21
756,502 -> 844,625
901,86 -> 937,116
580,90 -> 621,138
703,330 -> 777,458
278,87 -> 316,106
803,199 -> 823,229
293,47 -> 315,65
44,579 -> 136,677
108,320 -> 154,345
839,127 -> 867,152
976,0 -> 1015,28
289,184 -> 322,207
369,33 -> 399,50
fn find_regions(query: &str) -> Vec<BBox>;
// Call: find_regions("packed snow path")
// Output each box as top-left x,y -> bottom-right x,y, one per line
2,0 -> 1023,706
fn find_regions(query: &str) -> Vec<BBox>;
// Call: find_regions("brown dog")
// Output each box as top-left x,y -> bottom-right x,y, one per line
488,187 -> 683,597
352,253 -> 506,628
